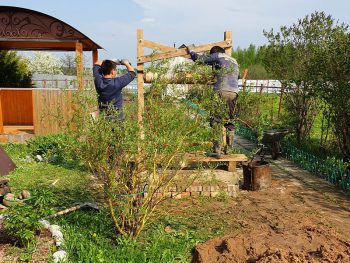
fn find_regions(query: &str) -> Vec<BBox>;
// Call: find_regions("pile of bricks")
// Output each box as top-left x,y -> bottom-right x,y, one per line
144,169 -> 241,199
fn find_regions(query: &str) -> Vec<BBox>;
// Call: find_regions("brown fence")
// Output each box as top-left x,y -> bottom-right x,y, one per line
0,88 -> 98,135
0,89 -> 33,125
32,89 -> 75,135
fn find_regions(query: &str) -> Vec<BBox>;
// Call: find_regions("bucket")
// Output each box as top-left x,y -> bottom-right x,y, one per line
243,161 -> 271,190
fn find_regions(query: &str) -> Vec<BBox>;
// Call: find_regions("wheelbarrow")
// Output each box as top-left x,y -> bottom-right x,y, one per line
258,129 -> 289,160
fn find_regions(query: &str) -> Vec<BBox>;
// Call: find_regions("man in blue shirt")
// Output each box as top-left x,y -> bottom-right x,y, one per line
93,59 -> 136,120
188,46 -> 239,157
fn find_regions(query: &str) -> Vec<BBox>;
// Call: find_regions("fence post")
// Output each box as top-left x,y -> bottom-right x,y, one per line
0,90 -> 3,134
278,85 -> 284,118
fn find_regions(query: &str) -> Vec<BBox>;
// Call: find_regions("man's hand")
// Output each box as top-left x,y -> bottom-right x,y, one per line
186,44 -> 195,54
120,59 -> 131,66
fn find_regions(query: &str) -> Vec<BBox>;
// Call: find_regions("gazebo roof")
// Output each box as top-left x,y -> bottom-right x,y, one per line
0,6 -> 103,51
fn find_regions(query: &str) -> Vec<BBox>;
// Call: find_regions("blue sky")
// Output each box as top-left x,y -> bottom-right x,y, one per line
2,0 -> 350,64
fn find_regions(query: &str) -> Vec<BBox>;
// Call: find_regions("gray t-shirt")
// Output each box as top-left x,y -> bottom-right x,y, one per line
190,52 -> 239,93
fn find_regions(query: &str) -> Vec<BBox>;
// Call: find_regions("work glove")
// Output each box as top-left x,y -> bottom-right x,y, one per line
186,44 -> 195,54
120,59 -> 131,66
111,59 -> 122,65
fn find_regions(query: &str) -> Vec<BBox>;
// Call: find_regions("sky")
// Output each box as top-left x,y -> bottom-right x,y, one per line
2,0 -> 350,65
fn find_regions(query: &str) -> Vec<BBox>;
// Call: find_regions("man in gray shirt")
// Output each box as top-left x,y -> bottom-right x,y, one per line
188,46 -> 239,157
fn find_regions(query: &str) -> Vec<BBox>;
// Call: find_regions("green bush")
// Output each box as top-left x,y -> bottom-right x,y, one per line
26,134 -> 73,161
2,189 -> 55,248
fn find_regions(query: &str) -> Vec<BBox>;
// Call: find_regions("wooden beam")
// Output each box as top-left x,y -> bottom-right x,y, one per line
75,42 -> 84,90
138,40 -> 231,63
137,29 -> 145,137
143,72 -> 215,84
224,31 -> 232,55
0,91 -> 4,134
92,49 -> 98,64
143,40 -> 177,52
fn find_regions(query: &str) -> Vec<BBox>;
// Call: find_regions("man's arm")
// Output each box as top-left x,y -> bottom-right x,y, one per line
190,52 -> 219,66
115,60 -> 136,88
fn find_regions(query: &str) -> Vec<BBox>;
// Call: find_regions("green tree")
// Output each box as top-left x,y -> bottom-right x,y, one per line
60,53 -> 76,75
260,12 -> 346,144
28,51 -> 63,75
232,44 -> 268,79
0,51 -> 32,87
312,30 -> 350,161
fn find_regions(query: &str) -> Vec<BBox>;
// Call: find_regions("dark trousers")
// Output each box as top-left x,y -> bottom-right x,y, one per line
219,90 -> 238,131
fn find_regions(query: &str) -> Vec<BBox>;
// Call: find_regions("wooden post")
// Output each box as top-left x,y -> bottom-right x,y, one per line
278,85 -> 284,118
224,31 -> 232,55
0,91 -> 4,134
223,31 -> 232,150
92,49 -> 98,65
137,29 -> 144,137
76,42 -> 84,90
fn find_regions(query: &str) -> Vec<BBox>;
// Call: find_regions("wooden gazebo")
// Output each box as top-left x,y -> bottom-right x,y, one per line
0,6 -> 103,136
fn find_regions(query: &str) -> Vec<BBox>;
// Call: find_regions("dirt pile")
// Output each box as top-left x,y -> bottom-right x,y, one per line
193,225 -> 350,262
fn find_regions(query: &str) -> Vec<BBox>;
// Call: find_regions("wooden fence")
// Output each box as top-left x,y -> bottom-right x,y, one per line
0,88 -> 97,135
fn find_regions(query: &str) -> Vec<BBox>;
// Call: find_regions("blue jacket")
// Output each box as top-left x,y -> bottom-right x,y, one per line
190,52 -> 239,93
93,65 -> 136,111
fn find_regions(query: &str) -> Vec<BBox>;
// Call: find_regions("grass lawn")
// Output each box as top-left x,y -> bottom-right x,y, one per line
1,143 -> 237,263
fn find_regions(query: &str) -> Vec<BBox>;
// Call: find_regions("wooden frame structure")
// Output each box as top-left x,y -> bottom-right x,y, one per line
136,29 -> 232,125
0,6 -> 102,134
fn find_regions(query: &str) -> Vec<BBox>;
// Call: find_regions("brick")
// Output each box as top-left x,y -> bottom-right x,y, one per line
190,185 -> 203,192
181,192 -> 191,198
210,191 -> 220,197
202,185 -> 211,192
201,191 -> 211,197
210,185 -> 219,192
168,186 -> 177,192
227,191 -> 238,197
227,184 -> 238,192
171,192 -> 182,199
190,191 -> 201,197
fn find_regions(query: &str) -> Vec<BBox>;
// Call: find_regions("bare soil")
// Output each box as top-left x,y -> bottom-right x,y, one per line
0,219 -> 53,263
191,162 -> 350,263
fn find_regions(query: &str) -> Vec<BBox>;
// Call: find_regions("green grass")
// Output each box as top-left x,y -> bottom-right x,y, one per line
2,143 -> 238,263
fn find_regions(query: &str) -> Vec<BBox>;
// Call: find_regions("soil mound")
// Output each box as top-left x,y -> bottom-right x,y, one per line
193,225 -> 350,263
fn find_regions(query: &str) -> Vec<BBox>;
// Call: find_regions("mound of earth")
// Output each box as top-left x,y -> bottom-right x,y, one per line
193,225 -> 350,262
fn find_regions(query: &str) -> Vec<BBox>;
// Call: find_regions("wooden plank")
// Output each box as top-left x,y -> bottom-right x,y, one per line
137,29 -> 145,138
224,31 -> 232,55
228,161 -> 237,172
76,42 -> 84,90
138,40 -> 232,63
185,153 -> 247,162
0,41 -> 78,51
0,91 -> 3,133
143,40 -> 177,52
1,89 -> 33,125
92,49 -> 98,64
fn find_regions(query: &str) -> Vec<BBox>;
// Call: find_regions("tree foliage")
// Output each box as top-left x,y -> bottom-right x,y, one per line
28,51 -> 63,75
64,59 -> 214,239
232,44 -> 268,79
0,51 -> 32,88
260,12 -> 348,145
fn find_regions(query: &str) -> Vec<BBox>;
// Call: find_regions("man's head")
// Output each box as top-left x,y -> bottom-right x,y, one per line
101,60 -> 117,77
210,46 -> 225,54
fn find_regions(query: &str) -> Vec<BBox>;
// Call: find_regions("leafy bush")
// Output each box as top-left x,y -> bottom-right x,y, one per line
2,189 -> 55,248
26,134 -> 72,161
0,51 -> 32,87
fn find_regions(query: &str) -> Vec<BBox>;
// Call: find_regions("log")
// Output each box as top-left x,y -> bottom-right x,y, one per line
143,72 -> 215,84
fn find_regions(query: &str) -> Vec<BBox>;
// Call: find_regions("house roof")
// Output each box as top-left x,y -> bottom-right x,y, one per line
0,6 -> 103,51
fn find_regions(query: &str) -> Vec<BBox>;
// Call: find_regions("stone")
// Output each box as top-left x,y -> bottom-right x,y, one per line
49,225 -> 64,247
35,155 -> 44,162
2,193 -> 16,207
21,190 -> 31,199
53,250 -> 67,263
39,219 -> 51,229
